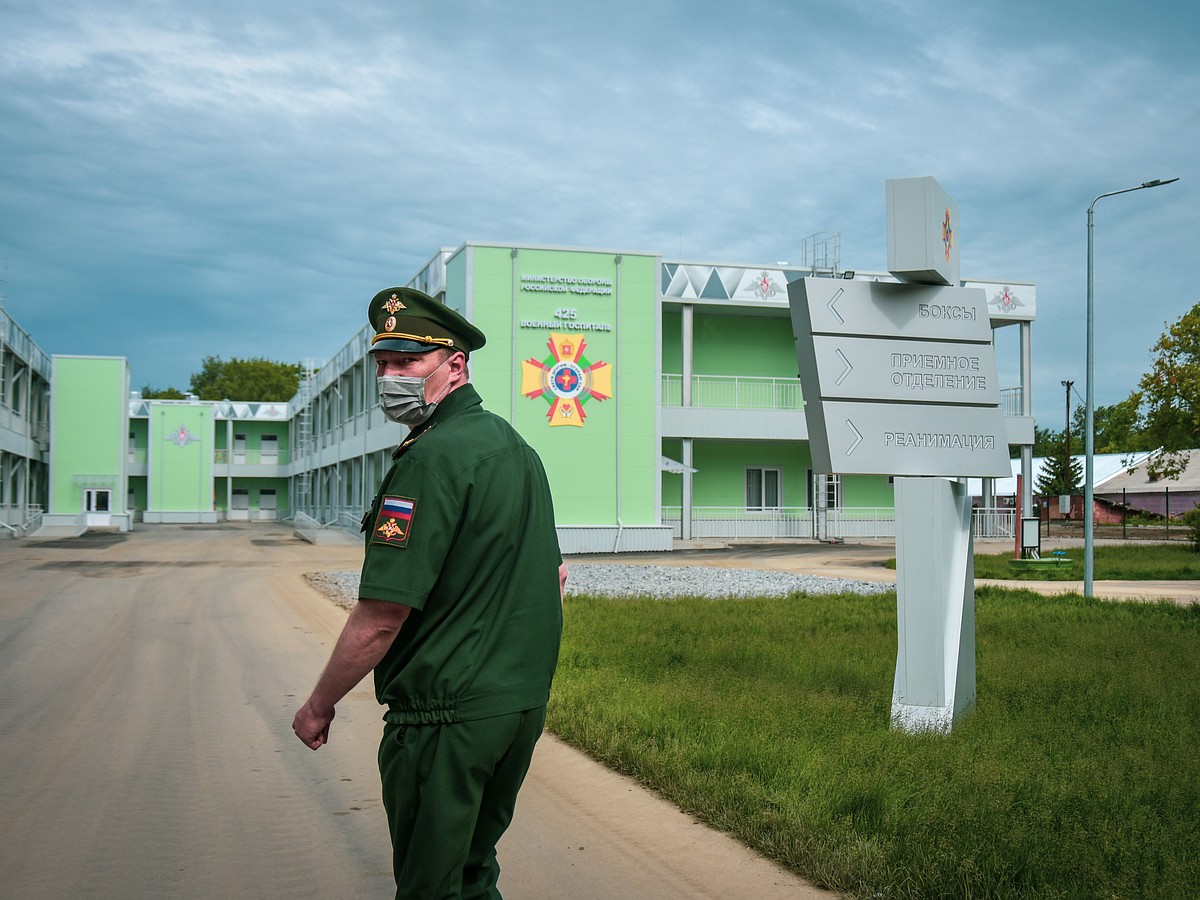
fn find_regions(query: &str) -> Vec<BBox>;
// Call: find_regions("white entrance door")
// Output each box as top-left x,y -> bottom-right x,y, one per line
230,488 -> 250,521
85,490 -> 112,527
233,433 -> 247,464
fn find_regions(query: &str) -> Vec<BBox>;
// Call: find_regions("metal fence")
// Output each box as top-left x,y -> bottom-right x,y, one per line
974,507 -> 1016,539
1095,488 -> 1200,522
292,510 -> 322,544
661,506 -> 1015,541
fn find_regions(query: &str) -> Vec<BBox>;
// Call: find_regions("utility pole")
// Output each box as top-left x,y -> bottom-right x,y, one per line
1061,380 -> 1074,463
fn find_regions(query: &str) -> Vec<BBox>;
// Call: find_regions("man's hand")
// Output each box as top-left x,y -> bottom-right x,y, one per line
293,700 -> 335,750
290,598 -> 411,751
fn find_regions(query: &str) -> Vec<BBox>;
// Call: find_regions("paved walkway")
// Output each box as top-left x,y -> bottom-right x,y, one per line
0,524 -> 832,899
3,525 -> 1190,899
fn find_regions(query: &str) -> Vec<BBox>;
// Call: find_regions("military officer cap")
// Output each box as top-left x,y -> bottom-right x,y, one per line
367,287 -> 487,355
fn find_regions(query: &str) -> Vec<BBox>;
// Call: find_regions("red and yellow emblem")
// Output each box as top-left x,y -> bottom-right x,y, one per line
383,293 -> 406,314
520,333 -> 613,427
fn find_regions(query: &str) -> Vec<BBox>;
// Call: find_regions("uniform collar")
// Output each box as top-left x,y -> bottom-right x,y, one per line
392,382 -> 481,459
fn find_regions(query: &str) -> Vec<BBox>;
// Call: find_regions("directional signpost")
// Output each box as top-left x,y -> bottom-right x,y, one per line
789,176 -> 1008,733
789,278 -> 1010,479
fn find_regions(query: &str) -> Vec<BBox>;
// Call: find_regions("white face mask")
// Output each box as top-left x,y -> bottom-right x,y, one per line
377,354 -> 454,427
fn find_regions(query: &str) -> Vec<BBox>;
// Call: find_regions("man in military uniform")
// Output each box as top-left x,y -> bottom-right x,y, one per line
293,287 -> 565,900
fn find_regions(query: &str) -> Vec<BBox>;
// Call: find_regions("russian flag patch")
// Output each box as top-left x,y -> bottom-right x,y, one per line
372,495 -> 416,548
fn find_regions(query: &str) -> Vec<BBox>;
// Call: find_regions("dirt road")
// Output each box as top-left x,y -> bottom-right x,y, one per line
0,524 -> 829,899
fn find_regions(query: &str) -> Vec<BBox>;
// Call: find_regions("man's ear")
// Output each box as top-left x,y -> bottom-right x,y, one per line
448,350 -> 469,382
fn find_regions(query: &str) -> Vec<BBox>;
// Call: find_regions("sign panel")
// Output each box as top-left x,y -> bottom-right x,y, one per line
808,335 -> 1000,405
789,278 -> 992,342
886,175 -> 960,285
789,277 -> 1009,478
807,401 -> 1011,477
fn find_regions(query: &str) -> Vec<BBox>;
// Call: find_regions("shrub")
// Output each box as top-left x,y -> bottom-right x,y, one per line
1182,506 -> 1200,552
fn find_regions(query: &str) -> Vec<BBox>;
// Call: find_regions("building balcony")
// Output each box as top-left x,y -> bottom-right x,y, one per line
660,374 -> 1034,445
661,374 -> 802,410
213,449 -> 290,465
126,448 -> 292,478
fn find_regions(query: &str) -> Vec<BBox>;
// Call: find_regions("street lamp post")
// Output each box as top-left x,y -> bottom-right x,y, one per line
1085,177 -> 1180,597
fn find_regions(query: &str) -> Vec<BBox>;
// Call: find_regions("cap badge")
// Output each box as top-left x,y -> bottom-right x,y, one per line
384,315 -> 397,332
383,294 -> 406,314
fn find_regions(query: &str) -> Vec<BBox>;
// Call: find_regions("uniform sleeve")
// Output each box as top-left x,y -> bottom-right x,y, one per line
358,456 -> 462,609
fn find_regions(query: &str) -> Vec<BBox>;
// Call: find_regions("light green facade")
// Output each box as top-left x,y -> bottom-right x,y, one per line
662,309 -> 803,378
213,419 -> 290,461
129,418 -> 149,464
451,245 -> 660,529
128,475 -> 147,511
147,404 -> 214,518
48,356 -> 130,528
214,477 -> 288,513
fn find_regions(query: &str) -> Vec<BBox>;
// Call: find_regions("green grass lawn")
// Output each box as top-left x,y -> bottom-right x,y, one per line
548,588 -> 1199,899
971,542 -> 1200,580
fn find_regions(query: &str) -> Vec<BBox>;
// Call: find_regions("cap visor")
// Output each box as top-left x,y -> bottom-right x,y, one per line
371,338 -> 442,353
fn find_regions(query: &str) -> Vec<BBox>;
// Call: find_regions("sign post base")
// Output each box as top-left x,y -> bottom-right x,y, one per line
891,476 -> 976,733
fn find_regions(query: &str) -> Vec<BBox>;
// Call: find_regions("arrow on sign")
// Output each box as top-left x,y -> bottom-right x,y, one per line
845,419 -> 864,456
834,348 -> 852,386
826,287 -> 845,325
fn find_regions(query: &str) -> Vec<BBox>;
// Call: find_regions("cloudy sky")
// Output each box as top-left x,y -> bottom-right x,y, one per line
2,0 -> 1195,427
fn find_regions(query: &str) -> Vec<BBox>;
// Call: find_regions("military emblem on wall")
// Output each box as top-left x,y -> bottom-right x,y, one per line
166,424 -> 200,448
520,333 -> 613,427
988,284 -> 1025,315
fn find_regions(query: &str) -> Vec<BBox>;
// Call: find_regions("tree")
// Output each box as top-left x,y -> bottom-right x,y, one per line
1030,425 -> 1062,458
1138,302 -> 1200,480
189,356 -> 304,401
1035,432 -> 1082,498
1070,394 -> 1150,455
140,385 -> 187,399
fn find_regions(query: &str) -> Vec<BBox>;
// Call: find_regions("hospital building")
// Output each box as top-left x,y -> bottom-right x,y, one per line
2,227 -> 1036,550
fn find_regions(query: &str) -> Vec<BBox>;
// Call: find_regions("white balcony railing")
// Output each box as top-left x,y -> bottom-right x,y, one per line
213,449 -> 289,465
661,375 -> 802,410
664,375 -> 1024,416
1000,387 -> 1024,417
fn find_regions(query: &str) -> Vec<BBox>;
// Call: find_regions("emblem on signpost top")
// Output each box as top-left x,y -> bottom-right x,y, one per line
520,333 -> 613,427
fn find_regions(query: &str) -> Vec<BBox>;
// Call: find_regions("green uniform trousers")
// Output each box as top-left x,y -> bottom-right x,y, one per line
378,706 -> 546,900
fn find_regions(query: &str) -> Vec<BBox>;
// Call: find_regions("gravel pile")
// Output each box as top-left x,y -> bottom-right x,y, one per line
564,564 -> 892,599
305,565 -> 890,606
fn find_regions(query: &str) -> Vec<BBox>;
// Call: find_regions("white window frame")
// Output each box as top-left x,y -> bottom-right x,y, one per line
745,467 -> 782,510
807,470 -> 842,510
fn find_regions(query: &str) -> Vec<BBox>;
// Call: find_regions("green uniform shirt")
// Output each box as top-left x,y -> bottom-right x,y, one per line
360,383 -> 563,725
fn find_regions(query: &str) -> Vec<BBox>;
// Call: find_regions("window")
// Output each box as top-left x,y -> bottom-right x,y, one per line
745,467 -> 782,510
261,434 -> 279,459
806,470 -> 842,509
232,488 -> 250,510
259,488 -> 277,510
